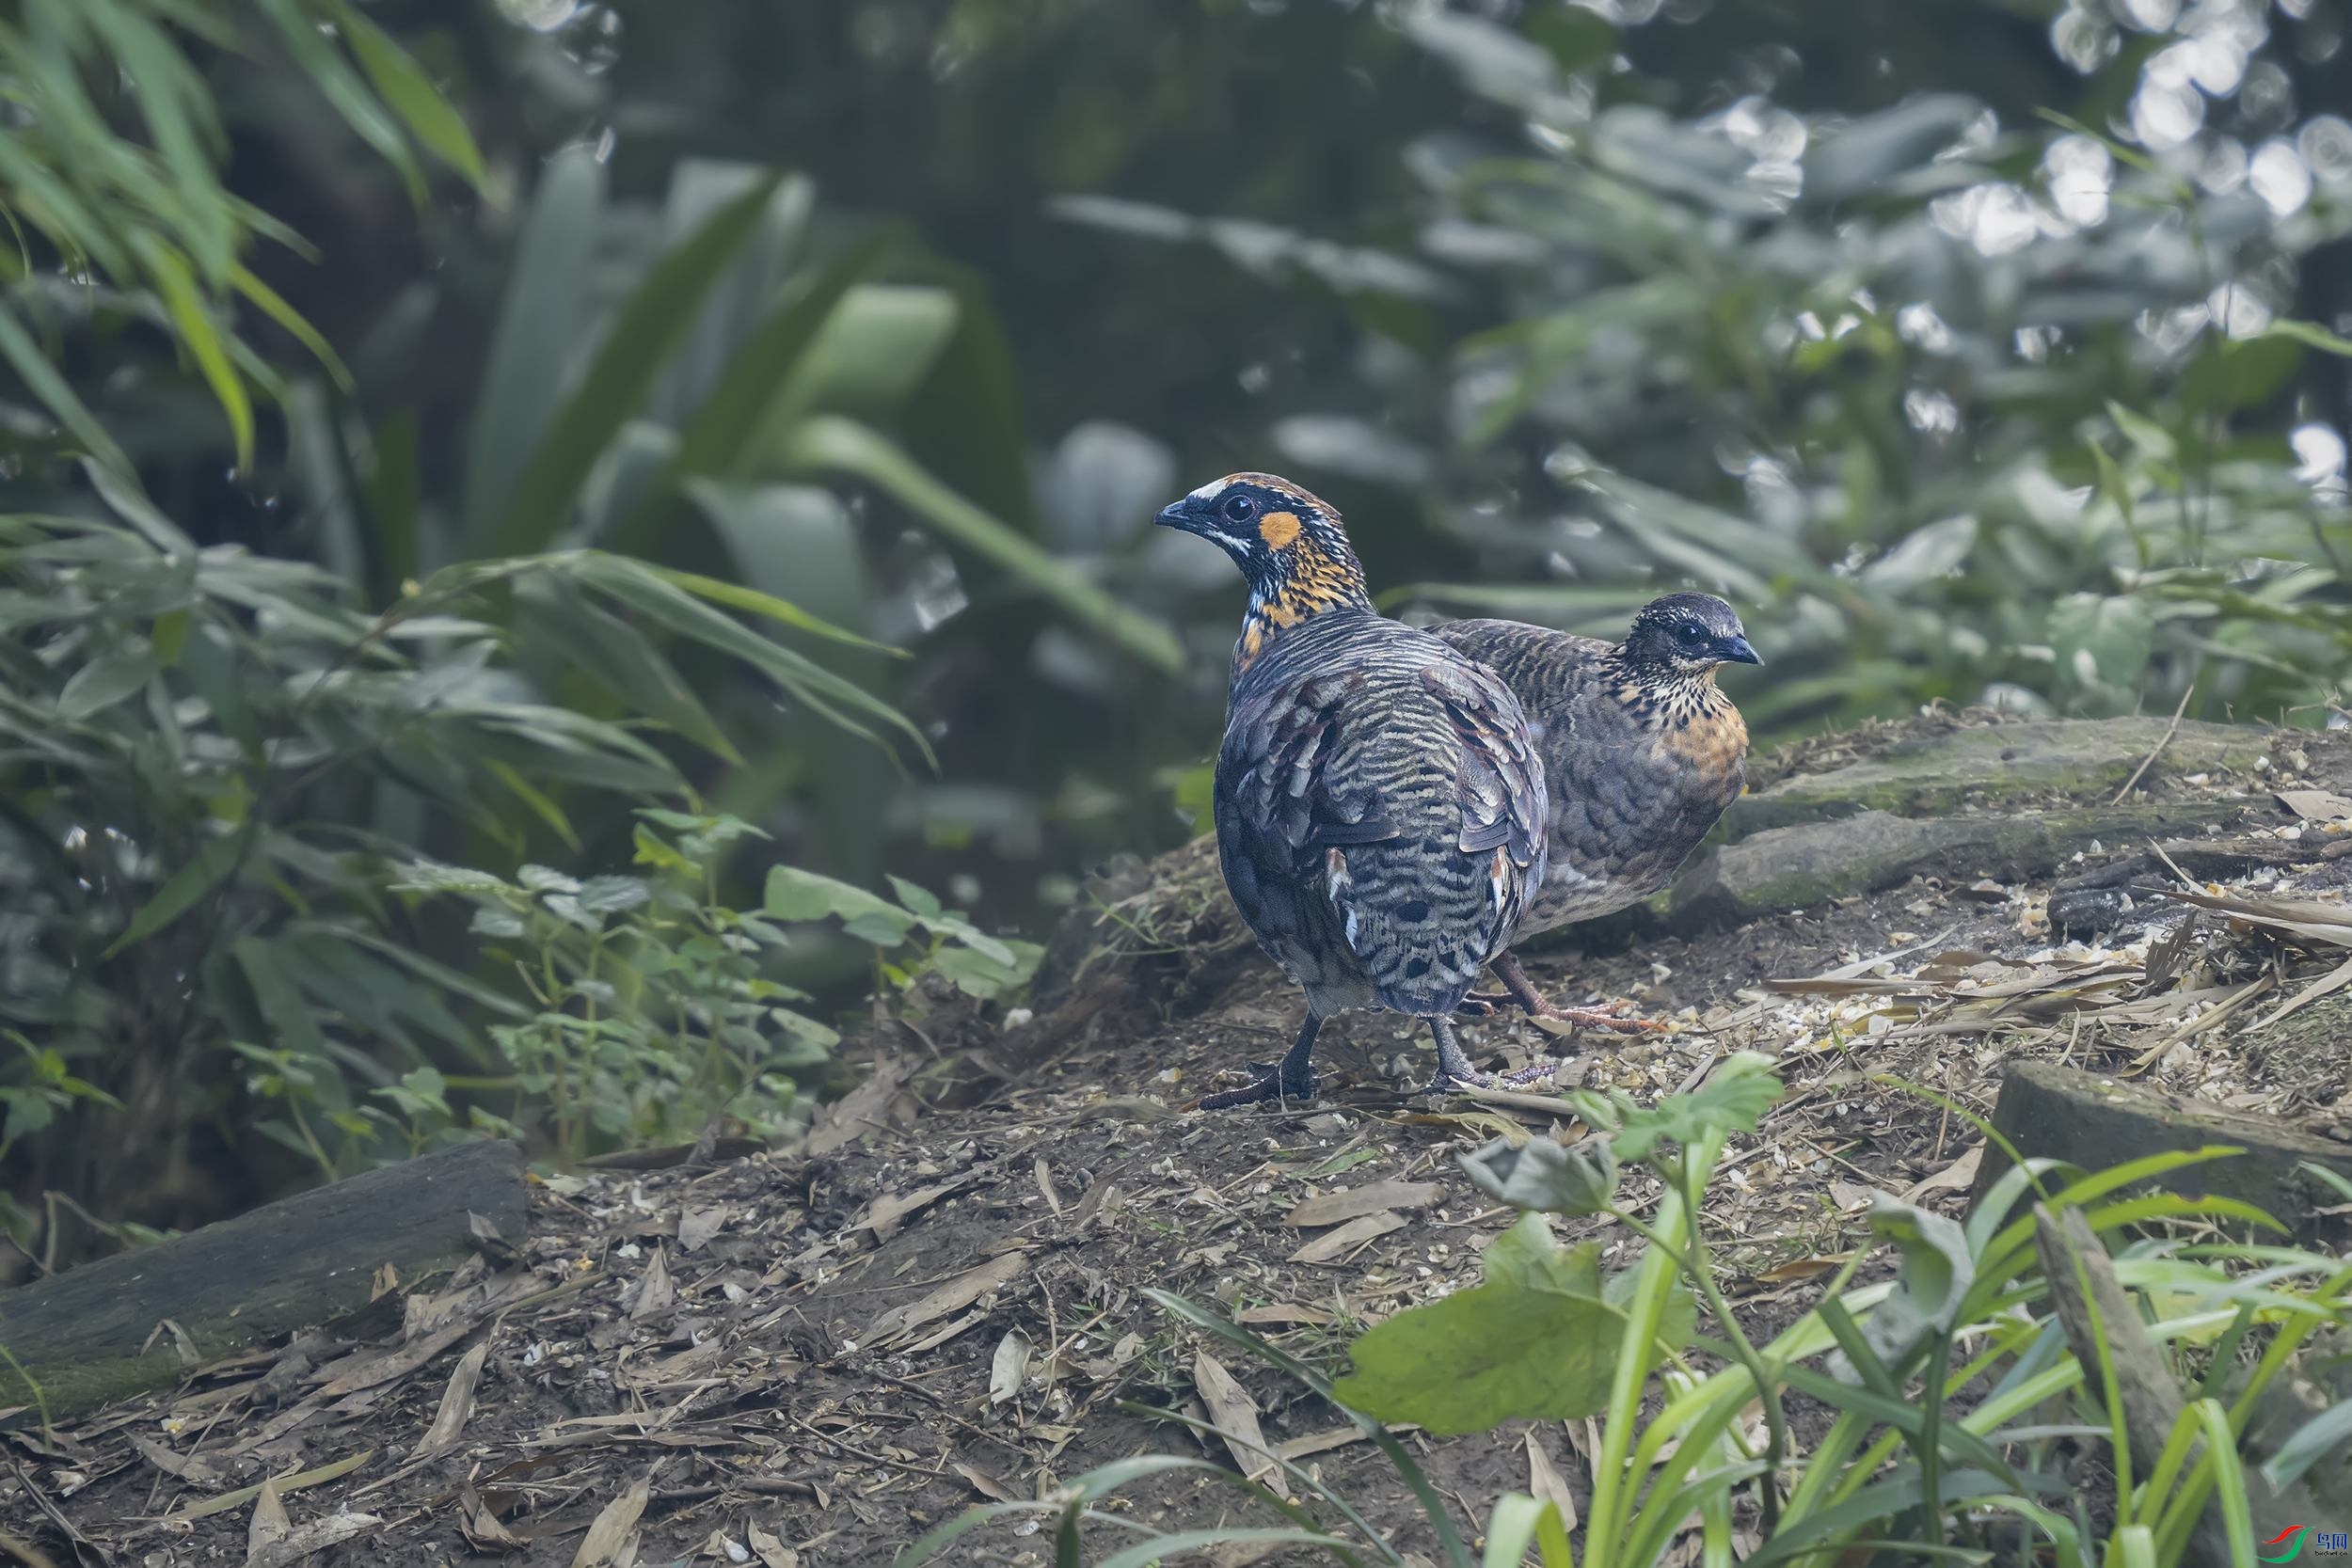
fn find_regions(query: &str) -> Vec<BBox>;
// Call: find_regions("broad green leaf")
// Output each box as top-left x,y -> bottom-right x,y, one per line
1830,1195 -> 1974,1381
2256,318 -> 2352,358
785,415 -> 1184,674
1329,1212 -> 1666,1433
334,7 -> 487,188
673,486 -> 896,652
56,646 -> 157,720
462,148 -> 604,544
490,173 -> 783,557
764,863 -> 913,936
2258,1397 -> 2352,1491
1572,1051 -> 1781,1162
779,284 -> 960,422
1460,1132 -> 1620,1215
650,163 -> 814,427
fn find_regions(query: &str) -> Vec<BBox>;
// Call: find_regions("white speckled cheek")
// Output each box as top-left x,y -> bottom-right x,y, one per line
1189,476 -> 1231,502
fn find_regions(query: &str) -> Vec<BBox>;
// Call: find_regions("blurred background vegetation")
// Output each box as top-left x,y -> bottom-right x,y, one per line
4,0 -> 2349,1257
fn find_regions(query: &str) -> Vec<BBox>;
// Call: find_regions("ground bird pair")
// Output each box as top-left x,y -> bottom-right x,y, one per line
1155,472 -> 1760,1110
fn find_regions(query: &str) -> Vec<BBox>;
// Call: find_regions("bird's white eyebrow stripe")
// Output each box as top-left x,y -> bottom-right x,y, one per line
1189,477 -> 1231,502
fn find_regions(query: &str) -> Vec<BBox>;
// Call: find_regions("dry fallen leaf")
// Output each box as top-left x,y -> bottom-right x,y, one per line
1899,1144 -> 1983,1204
249,1513 -> 387,1568
854,1180 -> 969,1243
1525,1431 -> 1579,1533
1283,1180 -> 1438,1227
2277,788 -> 2352,821
952,1460 -> 1020,1503
1193,1350 -> 1274,1482
1035,1155 -> 1063,1218
130,1433 -> 228,1488
246,1480 -> 289,1568
1234,1303 -> 1335,1327
571,1475 -> 652,1568
747,1523 -> 800,1568
676,1205 -> 727,1253
863,1250 -> 1031,1351
626,1247 -> 675,1321
1750,1256 -> 1847,1287
988,1328 -> 1033,1406
1288,1210 -> 1407,1264
414,1338 -> 491,1457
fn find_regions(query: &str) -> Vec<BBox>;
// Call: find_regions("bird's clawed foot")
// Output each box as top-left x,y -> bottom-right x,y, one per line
1198,1057 -> 1319,1111
1526,998 -> 1667,1036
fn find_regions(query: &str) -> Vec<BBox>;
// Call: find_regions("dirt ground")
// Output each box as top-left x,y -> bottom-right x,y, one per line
7,712 -> 2352,1567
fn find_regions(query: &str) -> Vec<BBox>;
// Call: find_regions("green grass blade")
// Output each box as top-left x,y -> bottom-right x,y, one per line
0,303 -> 134,476
333,6 -> 486,188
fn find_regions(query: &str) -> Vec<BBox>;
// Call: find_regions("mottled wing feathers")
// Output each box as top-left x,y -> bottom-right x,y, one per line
1213,614 -> 1547,1019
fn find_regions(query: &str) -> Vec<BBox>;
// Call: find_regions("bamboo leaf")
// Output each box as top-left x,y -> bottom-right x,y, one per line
333,7 -> 486,189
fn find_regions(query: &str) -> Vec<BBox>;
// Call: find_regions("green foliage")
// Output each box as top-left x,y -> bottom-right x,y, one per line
762,863 -> 1043,1002
0,492 -> 916,1218
388,811 -> 834,1162
1328,1212 -> 1692,1435
0,0 -> 483,467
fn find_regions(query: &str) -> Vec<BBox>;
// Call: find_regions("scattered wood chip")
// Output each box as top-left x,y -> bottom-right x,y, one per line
1525,1430 -> 1579,1533
626,1247 -> 675,1321
863,1250 -> 1032,1351
414,1338 -> 490,1457
676,1206 -> 727,1253
1192,1351 -> 1274,1483
988,1329 -> 1032,1406
1282,1180 -> 1438,1227
1288,1211 -> 1407,1264
571,1474 -> 652,1568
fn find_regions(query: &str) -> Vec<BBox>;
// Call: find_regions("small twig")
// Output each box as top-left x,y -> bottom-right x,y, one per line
2111,684 -> 2194,803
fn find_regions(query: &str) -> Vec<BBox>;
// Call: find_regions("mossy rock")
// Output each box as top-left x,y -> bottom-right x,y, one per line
1726,719 -> 2271,838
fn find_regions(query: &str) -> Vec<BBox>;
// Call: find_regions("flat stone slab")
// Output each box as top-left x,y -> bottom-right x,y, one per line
1725,719 -> 2271,838
1978,1062 -> 2352,1248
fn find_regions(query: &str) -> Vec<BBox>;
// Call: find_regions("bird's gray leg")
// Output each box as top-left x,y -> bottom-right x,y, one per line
1422,1016 -> 1493,1095
1199,1013 -> 1323,1111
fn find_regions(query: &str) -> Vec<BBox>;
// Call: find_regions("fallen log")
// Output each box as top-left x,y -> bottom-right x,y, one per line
0,1138 -> 525,1419
1979,1063 -> 2352,1247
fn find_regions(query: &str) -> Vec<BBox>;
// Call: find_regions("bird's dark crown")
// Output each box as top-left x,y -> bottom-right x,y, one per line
1619,593 -> 1763,679
1156,473 -> 1374,672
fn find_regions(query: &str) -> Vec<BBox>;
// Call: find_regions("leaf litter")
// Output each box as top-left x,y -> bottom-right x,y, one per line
2,713 -> 2347,1564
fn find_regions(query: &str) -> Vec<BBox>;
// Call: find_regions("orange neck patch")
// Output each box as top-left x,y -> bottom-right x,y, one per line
1232,532 -> 1373,676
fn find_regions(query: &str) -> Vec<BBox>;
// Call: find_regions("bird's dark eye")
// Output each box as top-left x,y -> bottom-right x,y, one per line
1221,493 -> 1260,526
1677,623 -> 1705,643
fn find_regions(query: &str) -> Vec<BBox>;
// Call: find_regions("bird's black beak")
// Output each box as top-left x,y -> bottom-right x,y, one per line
1723,635 -> 1763,667
1154,499 -> 1197,534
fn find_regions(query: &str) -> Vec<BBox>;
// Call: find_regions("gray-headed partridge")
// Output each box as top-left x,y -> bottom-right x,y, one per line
1158,474 -> 1548,1107
1430,593 -> 1759,1028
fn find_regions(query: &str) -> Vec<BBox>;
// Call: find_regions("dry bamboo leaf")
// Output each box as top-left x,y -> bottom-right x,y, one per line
570,1474 -> 651,1568
1525,1431 -> 1579,1533
1282,1180 -> 1438,1227
899,1308 -> 989,1355
1899,1144 -> 1983,1203
988,1329 -> 1033,1406
246,1480 -> 289,1567
249,1513 -> 386,1568
1288,1210 -> 1407,1264
746,1525 -> 800,1568
952,1460 -> 1020,1503
2249,951 -> 2352,1031
1750,1256 -> 1847,1286
853,1180 -> 968,1243
130,1433 -> 228,1488
2277,789 -> 2352,821
168,1449 -> 376,1523
1275,1423 -> 1416,1460
676,1205 -> 727,1253
803,1053 -> 914,1157
1035,1155 -> 1063,1218
627,1247 -> 675,1321
1192,1351 -> 1273,1482
1234,1303 -> 1335,1327
862,1250 -> 1031,1350
415,1338 -> 490,1456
